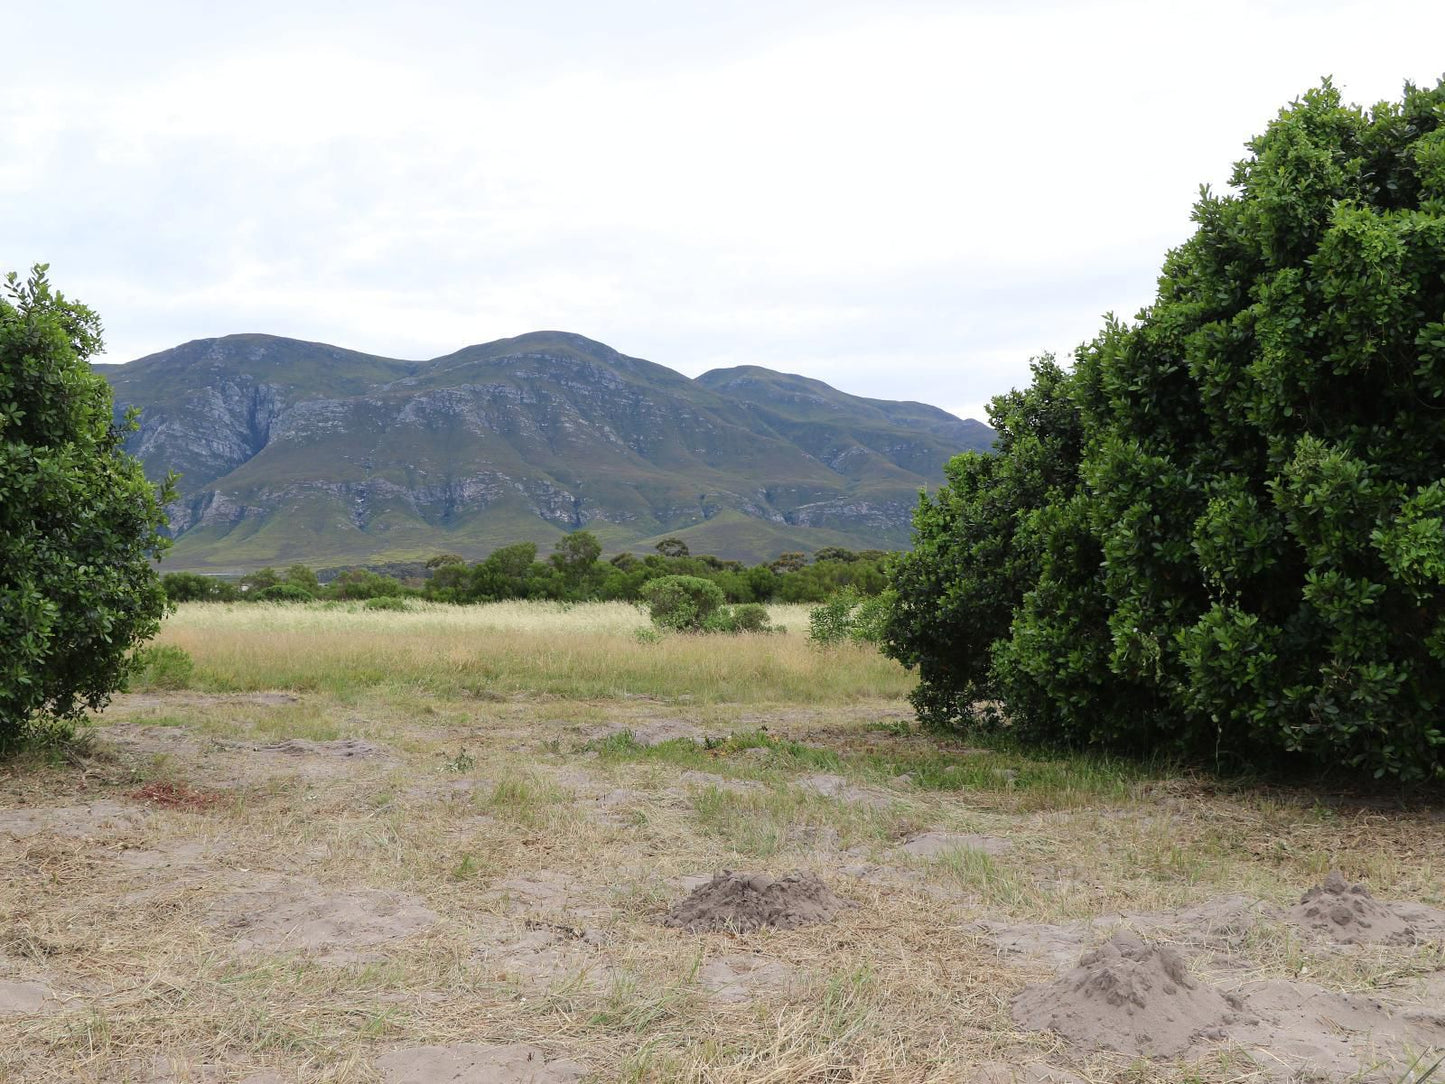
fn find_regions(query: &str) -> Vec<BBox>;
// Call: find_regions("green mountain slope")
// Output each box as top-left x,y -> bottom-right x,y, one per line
101,331 -> 994,570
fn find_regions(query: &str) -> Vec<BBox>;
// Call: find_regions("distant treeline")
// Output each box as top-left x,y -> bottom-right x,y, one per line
160,532 -> 891,606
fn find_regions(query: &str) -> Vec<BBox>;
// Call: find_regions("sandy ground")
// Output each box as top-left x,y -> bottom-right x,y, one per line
2,690 -> 1444,1082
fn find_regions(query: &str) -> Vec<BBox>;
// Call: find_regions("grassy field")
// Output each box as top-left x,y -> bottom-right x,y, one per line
1,602 -> 1443,1083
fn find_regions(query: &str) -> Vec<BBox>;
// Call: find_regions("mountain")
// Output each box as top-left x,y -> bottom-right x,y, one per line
100,331 -> 994,571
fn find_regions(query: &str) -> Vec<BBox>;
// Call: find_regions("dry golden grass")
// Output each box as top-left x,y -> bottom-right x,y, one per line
156,602 -> 906,703
2,605 -> 1443,1083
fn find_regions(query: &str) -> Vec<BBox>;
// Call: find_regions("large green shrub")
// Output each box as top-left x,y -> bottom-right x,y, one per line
888,80 -> 1445,781
0,266 -> 174,752
641,575 -> 726,632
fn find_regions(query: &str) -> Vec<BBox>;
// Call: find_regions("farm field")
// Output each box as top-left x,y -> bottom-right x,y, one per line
2,602 -> 1444,1083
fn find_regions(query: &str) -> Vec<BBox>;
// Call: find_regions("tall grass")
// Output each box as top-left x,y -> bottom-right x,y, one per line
155,601 -> 911,703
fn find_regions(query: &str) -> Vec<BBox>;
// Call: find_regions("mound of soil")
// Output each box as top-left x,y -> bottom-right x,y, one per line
1288,870 -> 1417,945
662,870 -> 847,933
375,1043 -> 587,1084
1012,932 -> 1243,1057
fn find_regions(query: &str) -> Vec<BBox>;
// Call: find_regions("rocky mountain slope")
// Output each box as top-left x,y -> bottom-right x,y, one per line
101,331 -> 993,570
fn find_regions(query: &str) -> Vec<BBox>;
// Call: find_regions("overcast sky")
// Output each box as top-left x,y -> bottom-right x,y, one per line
5,1 -> 1443,422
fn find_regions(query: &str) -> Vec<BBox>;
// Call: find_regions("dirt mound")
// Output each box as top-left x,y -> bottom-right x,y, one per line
1288,870 -> 1417,944
375,1043 -> 587,1084
1012,931 -> 1243,1057
1229,978 -> 1445,1080
662,870 -> 847,933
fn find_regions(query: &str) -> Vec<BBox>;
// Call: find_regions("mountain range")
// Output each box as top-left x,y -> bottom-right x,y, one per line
100,331 -> 994,570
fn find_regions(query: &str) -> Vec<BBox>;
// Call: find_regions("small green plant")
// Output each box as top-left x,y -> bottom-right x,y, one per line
127,645 -> 195,691
1398,1049 -> 1445,1083
451,853 -> 480,881
442,748 -> 476,773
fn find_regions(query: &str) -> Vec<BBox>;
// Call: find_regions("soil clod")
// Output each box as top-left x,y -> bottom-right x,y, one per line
662,870 -> 847,933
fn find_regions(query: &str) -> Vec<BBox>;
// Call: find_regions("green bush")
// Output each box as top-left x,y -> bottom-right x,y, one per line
329,568 -> 405,600
703,602 -> 775,634
812,587 -> 896,647
363,595 -> 408,612
254,583 -> 315,603
887,80 -> 1445,782
641,575 -> 726,632
127,644 -> 195,691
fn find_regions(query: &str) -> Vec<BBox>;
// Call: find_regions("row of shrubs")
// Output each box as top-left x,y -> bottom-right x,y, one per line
161,537 -> 893,608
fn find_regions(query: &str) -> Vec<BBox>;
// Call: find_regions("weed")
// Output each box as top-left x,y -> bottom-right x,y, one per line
441,748 -> 477,773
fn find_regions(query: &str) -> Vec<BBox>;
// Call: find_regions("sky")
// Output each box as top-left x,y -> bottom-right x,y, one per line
4,1 -> 1443,423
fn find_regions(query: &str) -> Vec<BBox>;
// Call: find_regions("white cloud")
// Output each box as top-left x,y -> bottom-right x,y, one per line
5,0 -> 1444,420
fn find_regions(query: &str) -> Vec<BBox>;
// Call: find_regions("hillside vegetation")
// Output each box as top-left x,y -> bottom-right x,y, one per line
101,331 -> 993,570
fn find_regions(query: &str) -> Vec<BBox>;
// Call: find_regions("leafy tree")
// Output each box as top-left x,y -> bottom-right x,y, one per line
240,567 -> 280,594
655,537 -> 690,558
1,265 -> 173,751
769,551 -> 806,574
426,553 -> 465,569
283,564 -> 319,592
424,558 -> 469,601
549,530 -> 604,598
161,571 -> 239,603
469,542 -> 539,601
888,80 -> 1445,781
329,568 -> 403,600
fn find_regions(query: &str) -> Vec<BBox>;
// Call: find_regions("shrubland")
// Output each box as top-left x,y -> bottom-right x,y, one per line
161,538 -> 892,608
